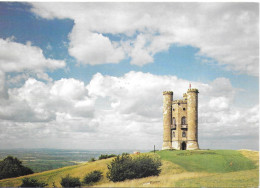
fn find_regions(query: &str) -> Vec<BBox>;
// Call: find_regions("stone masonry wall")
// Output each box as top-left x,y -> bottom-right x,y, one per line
162,91 -> 173,150
162,89 -> 199,150
187,89 -> 199,150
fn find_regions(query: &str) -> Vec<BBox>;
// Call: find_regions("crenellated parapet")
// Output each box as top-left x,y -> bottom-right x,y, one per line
187,88 -> 199,93
163,91 -> 173,95
183,93 -> 187,100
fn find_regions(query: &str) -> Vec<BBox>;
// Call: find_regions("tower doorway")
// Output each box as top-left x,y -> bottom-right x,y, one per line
181,142 -> 186,150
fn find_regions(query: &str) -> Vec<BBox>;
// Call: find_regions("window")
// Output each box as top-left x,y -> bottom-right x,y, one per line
172,117 -> 176,125
182,131 -> 186,137
172,108 -> 175,111
183,108 -> 186,111
181,117 -> 186,125
172,131 -> 175,137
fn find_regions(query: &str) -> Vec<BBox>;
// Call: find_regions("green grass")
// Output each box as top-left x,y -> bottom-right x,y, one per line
175,168 -> 259,187
157,150 -> 256,173
174,149 -> 259,187
0,150 -> 258,187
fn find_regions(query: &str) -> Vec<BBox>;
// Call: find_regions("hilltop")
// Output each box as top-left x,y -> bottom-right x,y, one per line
0,149 -> 258,187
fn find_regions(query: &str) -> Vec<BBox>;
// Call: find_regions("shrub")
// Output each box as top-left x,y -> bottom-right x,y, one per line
89,157 -> 96,162
83,170 -> 102,185
107,153 -> 162,182
20,177 -> 48,187
98,154 -> 116,160
60,174 -> 81,187
0,156 -> 33,180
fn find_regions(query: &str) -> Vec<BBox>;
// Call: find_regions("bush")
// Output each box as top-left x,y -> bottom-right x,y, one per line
107,153 -> 162,182
98,154 -> 116,160
60,174 -> 81,187
20,177 -> 48,187
89,157 -> 96,162
0,156 -> 33,180
83,170 -> 102,185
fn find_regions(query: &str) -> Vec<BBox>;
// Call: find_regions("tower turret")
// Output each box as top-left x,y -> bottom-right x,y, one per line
186,88 -> 199,150
162,91 -> 173,150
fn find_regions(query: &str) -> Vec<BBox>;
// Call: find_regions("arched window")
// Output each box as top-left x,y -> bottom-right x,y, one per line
181,117 -> 186,125
182,131 -> 186,137
172,131 -> 175,138
172,117 -> 176,125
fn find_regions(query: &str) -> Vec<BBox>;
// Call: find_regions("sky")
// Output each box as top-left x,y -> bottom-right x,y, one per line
0,2 -> 259,151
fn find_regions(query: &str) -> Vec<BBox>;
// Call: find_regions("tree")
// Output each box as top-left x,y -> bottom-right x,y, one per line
98,154 -> 116,160
60,174 -> 81,187
0,156 -> 33,180
89,157 -> 96,162
106,153 -> 162,182
20,177 -> 47,187
83,170 -> 102,185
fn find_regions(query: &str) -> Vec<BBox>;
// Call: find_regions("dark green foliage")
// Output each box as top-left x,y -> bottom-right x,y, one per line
60,174 -> 81,187
98,154 -> 116,160
0,156 -> 33,180
107,154 -> 162,182
20,177 -> 47,187
89,157 -> 96,162
83,170 -> 102,185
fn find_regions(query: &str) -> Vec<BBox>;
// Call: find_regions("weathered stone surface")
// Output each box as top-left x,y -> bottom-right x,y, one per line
162,91 -> 173,150
187,89 -> 199,150
162,88 -> 199,150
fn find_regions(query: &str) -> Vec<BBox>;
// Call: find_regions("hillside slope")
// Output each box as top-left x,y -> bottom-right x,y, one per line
0,150 -> 258,187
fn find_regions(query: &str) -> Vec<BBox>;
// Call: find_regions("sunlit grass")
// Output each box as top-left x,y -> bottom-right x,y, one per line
175,149 -> 259,187
157,149 -> 256,173
0,158 -> 114,187
0,150 -> 258,187
95,160 -> 211,187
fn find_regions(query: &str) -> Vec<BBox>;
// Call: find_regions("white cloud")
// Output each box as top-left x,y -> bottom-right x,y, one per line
0,38 -> 66,97
0,78 -> 94,123
0,38 -> 65,73
31,3 -> 258,76
69,30 -> 125,65
0,71 -> 258,150
129,34 -> 153,66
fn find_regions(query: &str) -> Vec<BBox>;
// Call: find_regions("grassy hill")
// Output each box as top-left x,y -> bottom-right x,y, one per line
0,150 -> 258,187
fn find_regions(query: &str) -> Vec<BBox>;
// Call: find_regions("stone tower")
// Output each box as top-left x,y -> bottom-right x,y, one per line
162,91 -> 173,150
162,88 -> 199,150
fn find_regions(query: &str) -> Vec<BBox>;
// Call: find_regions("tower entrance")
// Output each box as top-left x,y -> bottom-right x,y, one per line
181,142 -> 186,150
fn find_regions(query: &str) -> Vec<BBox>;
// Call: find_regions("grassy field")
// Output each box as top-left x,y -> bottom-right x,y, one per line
0,150 -> 258,187
157,149 -> 256,173
174,149 -> 259,187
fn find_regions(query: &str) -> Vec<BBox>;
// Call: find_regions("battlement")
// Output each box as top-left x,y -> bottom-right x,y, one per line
163,91 -> 173,95
183,93 -> 187,100
187,88 -> 199,93
172,99 -> 187,104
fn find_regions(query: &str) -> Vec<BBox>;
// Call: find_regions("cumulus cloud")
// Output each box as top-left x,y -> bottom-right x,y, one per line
31,3 -> 258,76
0,38 -> 66,97
0,77 -> 94,135
69,30 -> 125,65
0,71 -> 257,150
0,38 -> 65,73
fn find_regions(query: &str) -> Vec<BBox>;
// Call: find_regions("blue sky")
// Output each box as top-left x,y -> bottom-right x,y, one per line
0,2 -> 258,150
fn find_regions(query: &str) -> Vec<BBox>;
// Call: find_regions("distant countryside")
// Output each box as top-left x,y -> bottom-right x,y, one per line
0,149 -> 143,173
